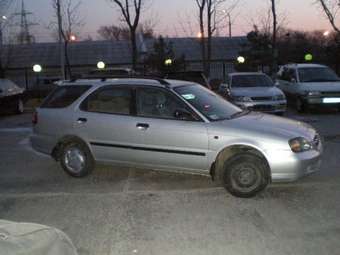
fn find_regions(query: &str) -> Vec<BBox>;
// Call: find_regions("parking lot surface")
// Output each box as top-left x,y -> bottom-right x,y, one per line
1,109 -> 340,255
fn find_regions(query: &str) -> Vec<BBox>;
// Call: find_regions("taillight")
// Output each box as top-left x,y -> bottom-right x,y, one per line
32,111 -> 38,125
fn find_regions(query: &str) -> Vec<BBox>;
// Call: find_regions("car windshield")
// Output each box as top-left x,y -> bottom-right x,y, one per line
298,67 -> 340,82
231,75 -> 274,88
174,84 -> 244,121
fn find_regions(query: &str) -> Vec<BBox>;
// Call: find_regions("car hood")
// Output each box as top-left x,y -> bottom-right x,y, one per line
300,81 -> 340,91
231,87 -> 284,97
0,86 -> 25,98
215,112 -> 316,140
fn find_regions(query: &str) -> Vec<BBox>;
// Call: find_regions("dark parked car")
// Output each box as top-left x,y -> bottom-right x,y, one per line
0,79 -> 25,114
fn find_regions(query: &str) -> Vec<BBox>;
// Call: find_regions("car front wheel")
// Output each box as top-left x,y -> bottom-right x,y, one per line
60,142 -> 94,177
223,153 -> 270,198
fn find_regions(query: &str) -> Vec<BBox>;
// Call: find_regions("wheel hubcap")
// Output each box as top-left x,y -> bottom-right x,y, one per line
64,147 -> 85,173
233,165 -> 258,188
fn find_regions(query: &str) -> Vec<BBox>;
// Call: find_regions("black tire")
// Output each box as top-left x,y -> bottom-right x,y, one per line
60,141 -> 95,177
223,153 -> 270,198
295,97 -> 308,113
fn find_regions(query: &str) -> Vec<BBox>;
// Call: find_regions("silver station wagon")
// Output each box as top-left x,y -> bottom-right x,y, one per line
219,72 -> 287,115
31,78 -> 322,197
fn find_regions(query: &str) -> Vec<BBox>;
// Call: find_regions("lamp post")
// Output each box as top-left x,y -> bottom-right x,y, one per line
97,61 -> 106,70
0,15 -> 7,46
33,64 -> 42,99
237,56 -> 245,64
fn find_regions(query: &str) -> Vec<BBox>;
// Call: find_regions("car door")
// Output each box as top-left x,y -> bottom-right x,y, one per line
133,86 -> 209,172
75,85 -> 147,165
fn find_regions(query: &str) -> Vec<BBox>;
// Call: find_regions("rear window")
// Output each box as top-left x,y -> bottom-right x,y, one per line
41,85 -> 91,108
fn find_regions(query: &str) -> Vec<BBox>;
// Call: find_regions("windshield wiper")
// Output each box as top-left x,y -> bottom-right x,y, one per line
229,109 -> 251,119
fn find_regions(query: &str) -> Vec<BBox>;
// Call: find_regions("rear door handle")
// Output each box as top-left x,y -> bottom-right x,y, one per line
77,118 -> 87,124
136,123 -> 149,130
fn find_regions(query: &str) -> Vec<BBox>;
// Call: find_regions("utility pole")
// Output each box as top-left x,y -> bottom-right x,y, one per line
13,0 -> 37,44
227,13 -> 232,38
56,0 -> 65,79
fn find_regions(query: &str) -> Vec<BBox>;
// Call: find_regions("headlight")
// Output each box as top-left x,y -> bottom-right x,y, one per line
234,96 -> 252,102
289,137 -> 312,153
307,91 -> 321,97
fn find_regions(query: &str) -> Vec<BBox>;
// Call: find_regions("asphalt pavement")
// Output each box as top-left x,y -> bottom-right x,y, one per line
0,109 -> 340,255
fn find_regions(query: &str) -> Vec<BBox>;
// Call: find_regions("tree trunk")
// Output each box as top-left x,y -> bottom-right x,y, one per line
130,29 -> 138,70
64,40 -> 72,79
206,5 -> 212,78
271,0 -> 278,74
198,6 -> 207,75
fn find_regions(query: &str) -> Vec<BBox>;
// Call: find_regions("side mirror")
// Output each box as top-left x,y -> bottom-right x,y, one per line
174,109 -> 194,121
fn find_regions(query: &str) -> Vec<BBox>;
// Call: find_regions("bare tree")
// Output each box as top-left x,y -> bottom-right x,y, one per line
0,0 -> 12,78
195,0 -> 240,77
195,0 -> 207,74
98,25 -> 125,41
109,0 -> 146,69
316,0 -> 340,33
51,0 -> 84,78
98,22 -> 154,41
270,0 -> 278,73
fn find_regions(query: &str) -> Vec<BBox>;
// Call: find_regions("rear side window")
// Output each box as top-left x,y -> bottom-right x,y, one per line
41,86 -> 91,108
80,87 -> 132,115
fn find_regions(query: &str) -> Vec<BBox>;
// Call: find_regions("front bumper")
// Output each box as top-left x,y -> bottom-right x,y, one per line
235,100 -> 287,113
269,142 -> 323,182
304,96 -> 340,105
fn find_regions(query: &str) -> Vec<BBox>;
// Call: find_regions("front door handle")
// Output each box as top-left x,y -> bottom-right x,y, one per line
77,118 -> 87,124
136,123 -> 149,130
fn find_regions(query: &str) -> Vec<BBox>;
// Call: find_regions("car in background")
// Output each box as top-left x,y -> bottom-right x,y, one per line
219,72 -> 287,115
277,63 -> 340,112
165,71 -> 212,90
84,67 -> 136,79
0,79 -> 25,114
31,77 -> 322,198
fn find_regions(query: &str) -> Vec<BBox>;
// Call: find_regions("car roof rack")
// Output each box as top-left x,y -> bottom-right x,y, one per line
74,75 -> 170,86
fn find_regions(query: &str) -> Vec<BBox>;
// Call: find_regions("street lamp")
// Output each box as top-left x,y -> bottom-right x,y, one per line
304,53 -> 313,62
33,64 -> 42,73
237,56 -> 245,64
164,58 -> 173,66
33,64 -> 43,98
97,61 -> 106,69
197,32 -> 203,38
323,30 -> 330,37
69,34 -> 77,42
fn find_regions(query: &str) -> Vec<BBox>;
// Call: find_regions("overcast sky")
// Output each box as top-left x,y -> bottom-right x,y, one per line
11,0 -> 333,42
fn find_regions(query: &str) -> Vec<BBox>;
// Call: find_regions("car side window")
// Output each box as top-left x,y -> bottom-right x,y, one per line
136,87 -> 199,121
288,69 -> 297,81
81,86 -> 132,115
281,68 -> 296,82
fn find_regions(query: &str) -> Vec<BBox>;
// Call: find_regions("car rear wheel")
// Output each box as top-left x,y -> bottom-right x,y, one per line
296,97 -> 307,113
60,142 -> 94,177
223,153 -> 270,198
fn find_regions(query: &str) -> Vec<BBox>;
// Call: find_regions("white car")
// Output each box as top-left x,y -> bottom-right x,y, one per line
277,64 -> 340,112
